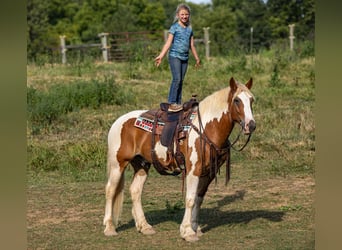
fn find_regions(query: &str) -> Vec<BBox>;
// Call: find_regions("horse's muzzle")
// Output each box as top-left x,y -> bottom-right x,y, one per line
244,120 -> 256,135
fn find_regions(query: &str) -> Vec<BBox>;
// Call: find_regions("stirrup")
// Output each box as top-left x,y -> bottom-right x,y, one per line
168,103 -> 183,112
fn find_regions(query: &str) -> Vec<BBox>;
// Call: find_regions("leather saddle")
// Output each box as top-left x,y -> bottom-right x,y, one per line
139,95 -> 198,175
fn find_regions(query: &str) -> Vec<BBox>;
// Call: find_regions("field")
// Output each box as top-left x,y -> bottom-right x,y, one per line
27,50 -> 315,249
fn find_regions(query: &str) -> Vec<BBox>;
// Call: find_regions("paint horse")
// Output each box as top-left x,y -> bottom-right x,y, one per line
103,77 -> 256,242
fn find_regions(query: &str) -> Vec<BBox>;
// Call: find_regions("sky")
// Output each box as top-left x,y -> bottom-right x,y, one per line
187,0 -> 212,4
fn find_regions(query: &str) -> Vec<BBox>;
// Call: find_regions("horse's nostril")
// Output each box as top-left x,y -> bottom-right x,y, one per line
249,120 -> 256,132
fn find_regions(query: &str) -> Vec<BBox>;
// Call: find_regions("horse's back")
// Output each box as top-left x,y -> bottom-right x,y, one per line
108,110 -> 147,141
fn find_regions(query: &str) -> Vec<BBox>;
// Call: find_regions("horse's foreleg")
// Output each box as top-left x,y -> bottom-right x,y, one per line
104,167 -> 124,236
191,195 -> 204,236
130,169 -> 156,235
180,173 -> 200,242
191,175 -> 212,237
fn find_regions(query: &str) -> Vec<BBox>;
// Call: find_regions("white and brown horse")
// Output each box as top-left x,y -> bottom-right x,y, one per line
103,77 -> 256,242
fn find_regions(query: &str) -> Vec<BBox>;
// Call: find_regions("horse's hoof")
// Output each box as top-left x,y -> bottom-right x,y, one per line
184,234 -> 200,242
197,228 -> 204,237
141,227 -> 156,235
104,227 -> 118,236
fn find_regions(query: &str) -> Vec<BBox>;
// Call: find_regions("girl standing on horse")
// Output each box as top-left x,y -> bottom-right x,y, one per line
155,3 -> 201,112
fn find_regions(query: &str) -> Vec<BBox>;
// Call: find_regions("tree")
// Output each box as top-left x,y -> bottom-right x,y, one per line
208,6 -> 238,54
27,0 -> 51,59
266,0 -> 315,41
26,0 -> 315,61
235,0 -> 270,51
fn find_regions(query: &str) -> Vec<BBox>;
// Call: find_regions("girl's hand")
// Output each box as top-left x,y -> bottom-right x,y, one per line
195,58 -> 201,69
154,56 -> 162,67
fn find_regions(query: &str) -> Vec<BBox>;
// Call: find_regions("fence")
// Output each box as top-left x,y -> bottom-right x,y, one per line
59,28 -> 211,64
108,31 -> 162,61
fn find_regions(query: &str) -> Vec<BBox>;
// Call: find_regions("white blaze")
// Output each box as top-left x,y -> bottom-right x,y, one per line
237,91 -> 254,126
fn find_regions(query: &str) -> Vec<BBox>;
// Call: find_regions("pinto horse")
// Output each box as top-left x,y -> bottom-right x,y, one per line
103,77 -> 256,242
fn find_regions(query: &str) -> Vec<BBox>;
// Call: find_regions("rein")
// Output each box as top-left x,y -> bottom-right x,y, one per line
230,125 -> 253,152
188,108 -> 252,185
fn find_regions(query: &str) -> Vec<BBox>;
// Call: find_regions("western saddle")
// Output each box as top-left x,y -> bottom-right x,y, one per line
139,95 -> 199,175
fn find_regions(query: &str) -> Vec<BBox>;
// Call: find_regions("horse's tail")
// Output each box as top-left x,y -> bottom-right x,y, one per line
112,174 -> 124,227
106,148 -> 125,227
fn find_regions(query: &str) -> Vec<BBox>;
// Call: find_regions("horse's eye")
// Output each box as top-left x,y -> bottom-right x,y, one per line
234,99 -> 240,105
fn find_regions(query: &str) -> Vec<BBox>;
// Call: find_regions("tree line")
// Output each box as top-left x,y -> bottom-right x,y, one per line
27,0 -> 315,62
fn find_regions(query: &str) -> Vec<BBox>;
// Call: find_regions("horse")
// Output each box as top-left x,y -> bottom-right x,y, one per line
103,77 -> 256,242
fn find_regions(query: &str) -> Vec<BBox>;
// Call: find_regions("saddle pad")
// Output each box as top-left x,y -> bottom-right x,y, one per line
134,117 -> 165,133
134,111 -> 198,133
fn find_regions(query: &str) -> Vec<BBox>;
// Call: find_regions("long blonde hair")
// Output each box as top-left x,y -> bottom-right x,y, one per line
173,3 -> 191,26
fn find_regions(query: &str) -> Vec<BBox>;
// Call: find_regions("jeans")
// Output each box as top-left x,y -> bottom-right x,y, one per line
168,56 -> 188,104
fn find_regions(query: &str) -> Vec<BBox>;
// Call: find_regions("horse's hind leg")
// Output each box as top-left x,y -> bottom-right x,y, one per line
103,164 -> 125,236
130,168 -> 156,235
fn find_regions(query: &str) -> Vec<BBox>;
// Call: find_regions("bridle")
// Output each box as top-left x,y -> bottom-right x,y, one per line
187,101 -> 253,185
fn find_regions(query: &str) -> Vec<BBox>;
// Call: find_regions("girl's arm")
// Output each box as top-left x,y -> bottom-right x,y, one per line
155,33 -> 174,67
190,36 -> 200,67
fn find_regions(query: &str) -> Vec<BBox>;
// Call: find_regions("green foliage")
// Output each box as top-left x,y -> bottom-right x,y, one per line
298,40 -> 315,58
226,54 -> 247,75
28,141 -> 106,182
27,144 -> 60,172
27,0 -> 51,59
27,0 -> 315,61
27,77 -> 135,131
269,63 -> 281,87
267,0 -> 315,41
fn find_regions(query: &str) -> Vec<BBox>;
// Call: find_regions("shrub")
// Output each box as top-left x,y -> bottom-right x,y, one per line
27,77 -> 135,131
27,141 -> 106,182
269,63 -> 281,87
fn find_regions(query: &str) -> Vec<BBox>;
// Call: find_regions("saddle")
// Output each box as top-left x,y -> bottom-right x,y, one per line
139,95 -> 198,175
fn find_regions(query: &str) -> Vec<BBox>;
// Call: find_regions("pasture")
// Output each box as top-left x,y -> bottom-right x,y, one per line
27,50 -> 315,249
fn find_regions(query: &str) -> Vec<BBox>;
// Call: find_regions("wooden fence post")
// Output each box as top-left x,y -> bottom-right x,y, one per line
60,35 -> 67,64
98,33 -> 110,62
203,27 -> 210,59
288,24 -> 295,51
164,30 -> 168,42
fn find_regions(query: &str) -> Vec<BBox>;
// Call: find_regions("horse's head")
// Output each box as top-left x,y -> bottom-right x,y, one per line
229,77 -> 256,135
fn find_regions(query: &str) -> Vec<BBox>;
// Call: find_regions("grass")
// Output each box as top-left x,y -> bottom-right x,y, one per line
27,50 -> 315,249
27,169 -> 314,249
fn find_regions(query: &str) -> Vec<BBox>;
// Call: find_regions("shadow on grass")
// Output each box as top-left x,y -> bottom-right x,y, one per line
117,190 -> 285,233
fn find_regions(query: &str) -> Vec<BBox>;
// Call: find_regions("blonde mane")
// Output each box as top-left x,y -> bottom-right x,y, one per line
199,87 -> 229,115
199,82 -> 254,117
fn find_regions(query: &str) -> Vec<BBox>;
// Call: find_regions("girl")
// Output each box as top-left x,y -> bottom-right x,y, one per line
155,3 -> 200,112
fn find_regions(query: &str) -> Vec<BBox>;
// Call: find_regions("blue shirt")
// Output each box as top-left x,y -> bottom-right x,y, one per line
168,22 -> 193,61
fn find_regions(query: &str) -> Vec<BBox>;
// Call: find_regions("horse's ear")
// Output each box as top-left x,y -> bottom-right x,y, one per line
245,78 -> 253,89
229,77 -> 237,92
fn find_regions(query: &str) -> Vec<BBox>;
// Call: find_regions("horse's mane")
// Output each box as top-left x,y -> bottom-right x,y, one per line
199,87 -> 229,116
199,82 -> 254,116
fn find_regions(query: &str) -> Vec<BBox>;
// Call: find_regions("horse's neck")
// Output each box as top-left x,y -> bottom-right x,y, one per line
196,90 -> 233,147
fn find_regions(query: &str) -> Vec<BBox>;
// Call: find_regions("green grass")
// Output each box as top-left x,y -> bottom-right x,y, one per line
27,51 -> 315,248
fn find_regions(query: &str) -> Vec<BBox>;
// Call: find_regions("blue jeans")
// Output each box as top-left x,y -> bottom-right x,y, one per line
168,56 -> 188,104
